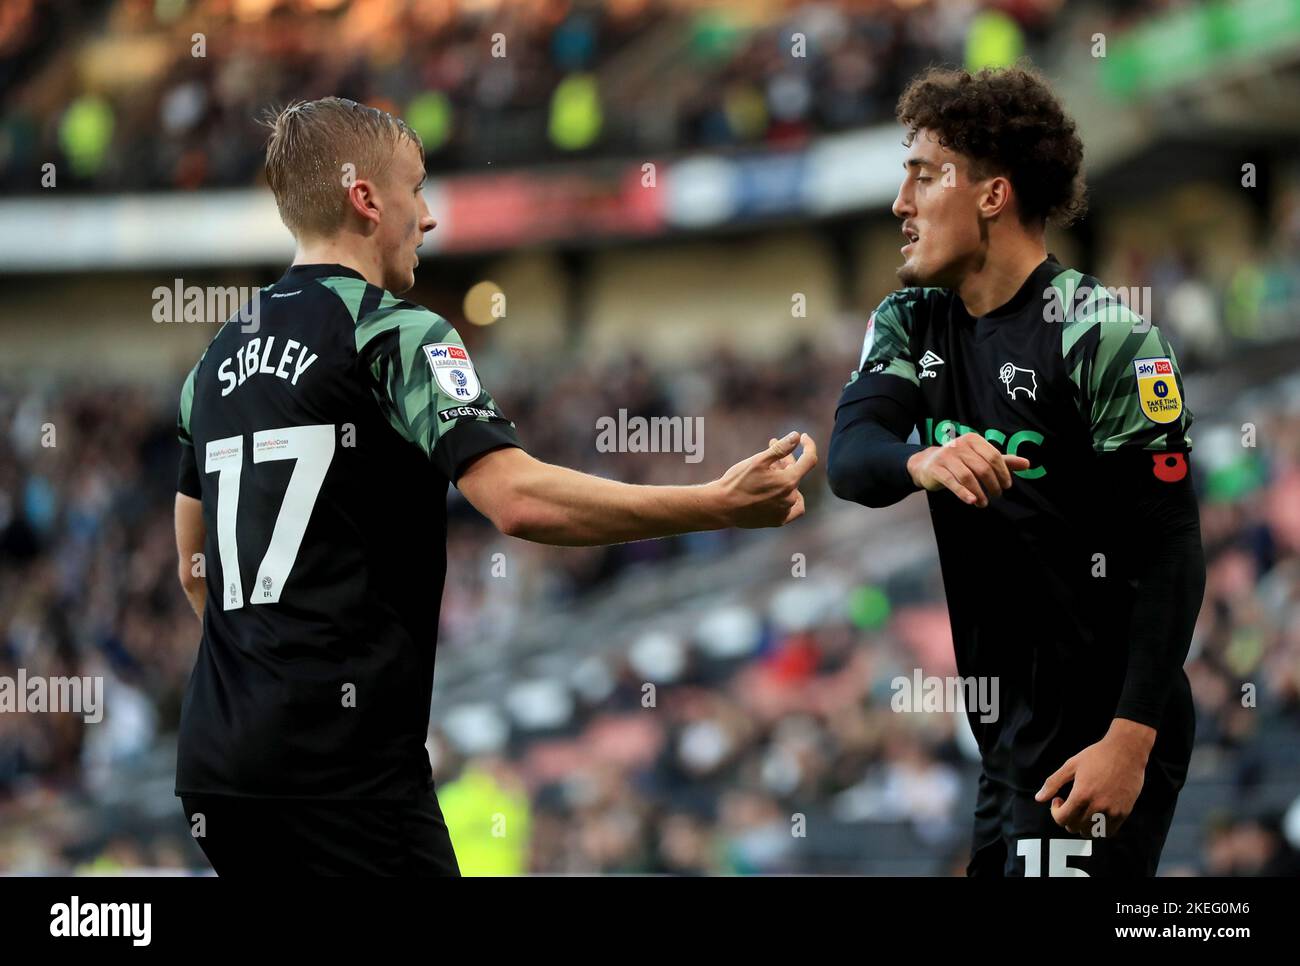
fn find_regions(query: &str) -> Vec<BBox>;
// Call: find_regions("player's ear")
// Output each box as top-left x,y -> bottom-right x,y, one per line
346,178 -> 382,226
978,175 -> 1013,221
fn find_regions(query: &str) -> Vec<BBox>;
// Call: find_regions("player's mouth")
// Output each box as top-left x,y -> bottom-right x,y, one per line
901,225 -> 920,255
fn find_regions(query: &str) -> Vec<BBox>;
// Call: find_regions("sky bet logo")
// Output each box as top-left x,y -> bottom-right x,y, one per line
426,345 -> 468,361
1136,359 -> 1173,377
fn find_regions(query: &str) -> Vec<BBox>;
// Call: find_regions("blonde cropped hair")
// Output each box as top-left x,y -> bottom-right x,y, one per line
262,97 -> 424,238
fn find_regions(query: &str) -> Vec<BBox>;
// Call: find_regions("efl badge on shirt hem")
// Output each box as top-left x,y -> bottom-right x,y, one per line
424,342 -> 482,402
1133,357 -> 1182,424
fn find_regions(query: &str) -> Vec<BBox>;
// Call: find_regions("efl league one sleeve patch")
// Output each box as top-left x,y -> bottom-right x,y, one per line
1133,356 -> 1183,424
423,342 -> 482,402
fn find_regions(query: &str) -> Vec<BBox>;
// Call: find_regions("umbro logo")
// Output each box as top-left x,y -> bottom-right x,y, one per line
918,350 -> 944,379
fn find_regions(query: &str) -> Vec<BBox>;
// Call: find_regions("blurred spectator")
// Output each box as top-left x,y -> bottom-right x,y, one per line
1,0 -> 1070,194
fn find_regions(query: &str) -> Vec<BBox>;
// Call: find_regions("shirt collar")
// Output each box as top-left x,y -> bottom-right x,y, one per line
977,254 -> 1063,320
278,263 -> 368,285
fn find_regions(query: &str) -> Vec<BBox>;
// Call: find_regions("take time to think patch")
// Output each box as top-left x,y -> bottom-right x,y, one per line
1133,357 -> 1183,425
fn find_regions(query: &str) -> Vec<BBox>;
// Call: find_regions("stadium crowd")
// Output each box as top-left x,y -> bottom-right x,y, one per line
4,0 -> 1089,193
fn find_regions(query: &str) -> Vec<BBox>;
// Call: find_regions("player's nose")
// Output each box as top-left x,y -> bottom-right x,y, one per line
892,183 -> 913,220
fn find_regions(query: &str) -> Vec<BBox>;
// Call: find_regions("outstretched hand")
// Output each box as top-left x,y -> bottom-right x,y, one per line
715,431 -> 818,528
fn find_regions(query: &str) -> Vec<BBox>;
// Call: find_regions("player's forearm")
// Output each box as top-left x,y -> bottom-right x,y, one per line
1115,527 -> 1205,727
827,394 -> 921,507
180,577 -> 206,620
502,460 -> 727,546
173,491 -> 206,621
1111,463 -> 1207,728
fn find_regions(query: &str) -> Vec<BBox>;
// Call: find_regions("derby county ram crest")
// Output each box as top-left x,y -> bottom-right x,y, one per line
999,362 -> 1038,401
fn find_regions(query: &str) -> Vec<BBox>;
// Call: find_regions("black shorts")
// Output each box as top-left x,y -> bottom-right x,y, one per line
179,780 -> 460,876
966,769 -> 1181,878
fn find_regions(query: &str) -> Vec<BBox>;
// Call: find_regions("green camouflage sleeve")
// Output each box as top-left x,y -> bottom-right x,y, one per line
355,305 -> 521,481
837,290 -> 923,415
178,362 -> 197,446
1060,281 -> 1193,454
176,362 -> 201,497
850,291 -> 919,388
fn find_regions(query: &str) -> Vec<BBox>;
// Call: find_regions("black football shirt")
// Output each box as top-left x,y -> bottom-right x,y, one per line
838,256 -> 1197,792
174,263 -> 520,800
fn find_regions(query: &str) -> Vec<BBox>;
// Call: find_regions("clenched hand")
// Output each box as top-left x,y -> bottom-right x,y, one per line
907,432 -> 1031,507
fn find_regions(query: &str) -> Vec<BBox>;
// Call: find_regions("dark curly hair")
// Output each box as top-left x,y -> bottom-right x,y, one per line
896,65 -> 1087,228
